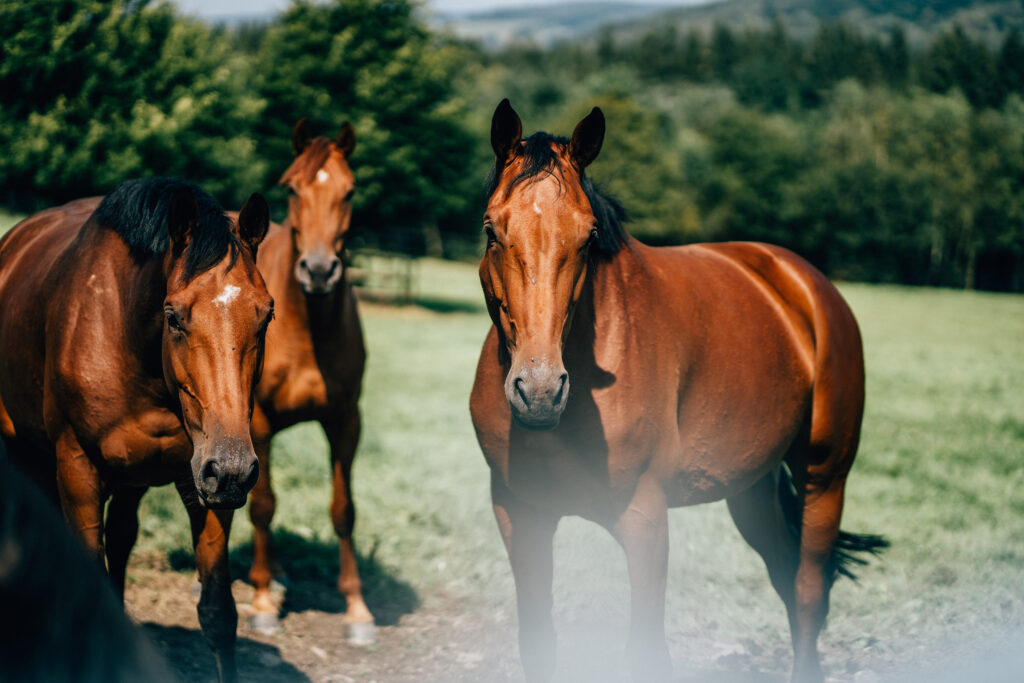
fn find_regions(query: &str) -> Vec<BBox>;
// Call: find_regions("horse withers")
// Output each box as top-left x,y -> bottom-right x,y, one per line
469,100 -> 886,682
0,179 -> 273,683
243,118 -> 374,642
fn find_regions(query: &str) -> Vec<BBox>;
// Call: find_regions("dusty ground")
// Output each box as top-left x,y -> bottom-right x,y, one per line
125,556 -> 523,683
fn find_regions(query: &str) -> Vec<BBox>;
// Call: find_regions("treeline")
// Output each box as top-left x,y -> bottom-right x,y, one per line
470,20 -> 1024,291
1,1 -> 1022,290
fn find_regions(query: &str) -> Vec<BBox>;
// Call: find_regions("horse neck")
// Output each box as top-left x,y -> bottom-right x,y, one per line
564,242 -> 642,365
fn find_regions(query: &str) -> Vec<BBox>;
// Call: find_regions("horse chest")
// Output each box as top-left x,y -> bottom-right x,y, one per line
96,409 -> 191,486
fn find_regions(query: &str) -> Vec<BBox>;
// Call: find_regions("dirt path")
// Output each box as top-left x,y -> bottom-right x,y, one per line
125,558 -> 521,683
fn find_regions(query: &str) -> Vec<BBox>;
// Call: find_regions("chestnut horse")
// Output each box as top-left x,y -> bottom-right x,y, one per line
469,100 -> 886,682
0,179 -> 273,683
243,119 -> 374,642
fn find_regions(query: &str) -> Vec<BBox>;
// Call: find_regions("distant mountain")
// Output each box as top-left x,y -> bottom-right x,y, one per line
432,2 -> 684,48
433,0 -> 1024,50
610,0 -> 1024,46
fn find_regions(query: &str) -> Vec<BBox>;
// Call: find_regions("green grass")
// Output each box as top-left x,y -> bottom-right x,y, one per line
0,210 -> 25,237
127,260 -> 1024,678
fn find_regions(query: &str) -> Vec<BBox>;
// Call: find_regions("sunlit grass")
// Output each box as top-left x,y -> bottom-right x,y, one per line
127,259 -> 1024,678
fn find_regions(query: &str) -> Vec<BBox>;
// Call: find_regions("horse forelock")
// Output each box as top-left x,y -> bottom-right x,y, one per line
94,178 -> 241,281
280,137 -> 339,187
484,132 -> 628,256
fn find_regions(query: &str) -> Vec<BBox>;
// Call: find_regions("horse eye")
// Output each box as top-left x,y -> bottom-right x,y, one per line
165,309 -> 185,333
287,186 -> 297,196
344,189 -> 355,202
589,228 -> 599,243
484,224 -> 496,243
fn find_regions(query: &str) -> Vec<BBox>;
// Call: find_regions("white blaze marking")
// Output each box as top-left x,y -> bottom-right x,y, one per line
532,202 -> 542,215
214,285 -> 240,306
316,169 -> 330,184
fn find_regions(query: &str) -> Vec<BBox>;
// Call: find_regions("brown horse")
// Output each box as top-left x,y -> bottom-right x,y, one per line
469,100 -> 886,682
0,179 -> 273,683
244,119 -> 374,641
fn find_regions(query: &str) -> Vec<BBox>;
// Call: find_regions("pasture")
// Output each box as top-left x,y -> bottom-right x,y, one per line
110,255 -> 1024,682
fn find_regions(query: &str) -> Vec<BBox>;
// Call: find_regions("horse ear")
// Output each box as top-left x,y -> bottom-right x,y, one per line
336,121 -> 356,158
491,98 -> 522,162
292,118 -> 312,156
569,107 -> 605,169
237,193 -> 270,254
167,187 -> 198,254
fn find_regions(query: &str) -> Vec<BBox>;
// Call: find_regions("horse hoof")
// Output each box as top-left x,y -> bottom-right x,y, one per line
344,620 -> 377,646
248,612 -> 282,635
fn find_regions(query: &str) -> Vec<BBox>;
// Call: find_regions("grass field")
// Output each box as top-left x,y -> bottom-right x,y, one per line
123,257 -> 1024,680
4,203 -> 1022,679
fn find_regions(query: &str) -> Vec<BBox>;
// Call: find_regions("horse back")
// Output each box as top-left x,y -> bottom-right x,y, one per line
0,199 -> 101,442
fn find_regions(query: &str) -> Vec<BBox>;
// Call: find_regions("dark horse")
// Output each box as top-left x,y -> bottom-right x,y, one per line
244,119 -> 374,641
469,100 -> 886,682
0,179 -> 273,683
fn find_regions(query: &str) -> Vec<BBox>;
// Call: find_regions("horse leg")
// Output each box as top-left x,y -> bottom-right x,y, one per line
247,406 -> 280,633
55,429 -> 106,562
726,467 -> 801,651
492,472 -> 560,682
613,478 -> 671,682
789,478 -> 845,683
322,407 -> 375,644
175,478 -> 238,683
105,486 -> 148,601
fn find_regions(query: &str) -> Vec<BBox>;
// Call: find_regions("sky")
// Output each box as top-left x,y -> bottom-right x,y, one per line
172,0 -> 712,19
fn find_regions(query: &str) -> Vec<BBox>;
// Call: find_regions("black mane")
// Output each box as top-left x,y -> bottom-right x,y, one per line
484,132 -> 629,255
94,178 -> 240,279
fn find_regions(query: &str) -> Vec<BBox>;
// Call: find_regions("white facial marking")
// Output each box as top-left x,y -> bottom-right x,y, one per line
214,284 -> 240,307
532,201 -> 542,216
316,169 -> 330,184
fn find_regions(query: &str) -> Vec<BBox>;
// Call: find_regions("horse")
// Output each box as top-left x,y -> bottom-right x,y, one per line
469,100 -> 887,683
243,118 -> 374,642
0,178 -> 273,683
0,443 -> 176,683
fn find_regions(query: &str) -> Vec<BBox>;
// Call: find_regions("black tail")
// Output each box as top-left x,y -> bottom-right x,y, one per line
776,463 -> 889,582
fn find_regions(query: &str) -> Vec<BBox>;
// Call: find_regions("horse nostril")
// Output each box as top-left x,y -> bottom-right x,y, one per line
514,377 -> 530,406
298,257 -> 309,274
554,373 -> 568,404
327,259 -> 340,279
243,459 -> 260,491
201,460 -> 221,491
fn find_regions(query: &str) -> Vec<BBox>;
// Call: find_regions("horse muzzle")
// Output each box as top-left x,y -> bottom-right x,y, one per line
505,360 -> 570,431
295,252 -> 343,296
191,438 -> 259,509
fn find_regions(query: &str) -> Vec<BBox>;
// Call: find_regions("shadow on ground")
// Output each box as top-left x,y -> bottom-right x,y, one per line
143,624 -> 309,683
414,295 -> 485,314
168,529 -> 419,626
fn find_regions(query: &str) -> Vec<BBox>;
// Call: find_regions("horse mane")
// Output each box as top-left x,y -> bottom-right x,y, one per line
280,137 -> 335,186
94,178 -> 240,280
484,132 -> 629,255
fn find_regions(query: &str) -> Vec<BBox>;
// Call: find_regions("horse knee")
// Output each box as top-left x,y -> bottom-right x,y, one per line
249,490 -> 276,529
331,498 -> 354,538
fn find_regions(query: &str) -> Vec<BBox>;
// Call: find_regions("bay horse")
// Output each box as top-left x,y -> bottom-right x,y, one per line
469,100 -> 886,682
0,179 -> 273,683
243,118 -> 374,642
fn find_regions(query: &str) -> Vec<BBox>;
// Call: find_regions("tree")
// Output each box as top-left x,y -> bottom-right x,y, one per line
254,0 -> 478,253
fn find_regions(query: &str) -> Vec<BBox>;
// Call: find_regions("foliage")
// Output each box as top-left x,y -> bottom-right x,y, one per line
1,1 -> 1022,287
0,0 -> 266,209
253,0 -> 479,252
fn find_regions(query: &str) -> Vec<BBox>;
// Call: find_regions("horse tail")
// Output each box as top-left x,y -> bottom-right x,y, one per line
776,462 -> 889,582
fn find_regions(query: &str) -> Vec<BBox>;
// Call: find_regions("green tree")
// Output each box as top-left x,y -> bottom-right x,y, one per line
254,0 -> 478,254
0,0 -> 266,209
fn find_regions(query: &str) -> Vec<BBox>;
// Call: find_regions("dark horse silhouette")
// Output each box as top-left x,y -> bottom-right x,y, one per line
0,179 -> 273,683
470,100 -> 886,682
